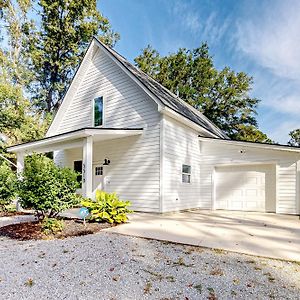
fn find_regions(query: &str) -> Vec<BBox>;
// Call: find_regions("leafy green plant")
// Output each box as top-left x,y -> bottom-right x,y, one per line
41,217 -> 64,235
0,162 -> 17,211
18,153 -> 81,219
81,190 -> 133,224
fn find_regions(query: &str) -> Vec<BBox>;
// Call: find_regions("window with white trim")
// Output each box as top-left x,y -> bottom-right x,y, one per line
182,164 -> 191,183
94,96 -> 103,127
95,166 -> 103,176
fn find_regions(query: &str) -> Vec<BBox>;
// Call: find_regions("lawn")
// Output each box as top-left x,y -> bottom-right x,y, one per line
0,232 -> 299,300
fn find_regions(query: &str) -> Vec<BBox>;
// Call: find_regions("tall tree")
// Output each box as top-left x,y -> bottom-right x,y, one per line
0,1 -> 49,156
135,44 -> 270,142
27,0 -> 119,112
0,0 -> 34,86
288,129 -> 300,146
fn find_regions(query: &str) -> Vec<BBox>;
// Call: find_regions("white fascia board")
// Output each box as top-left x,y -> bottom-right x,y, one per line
94,39 -> 164,111
161,107 -> 220,138
214,161 -> 278,168
8,128 -> 144,153
7,130 -> 88,153
85,128 -> 143,137
199,137 -> 300,153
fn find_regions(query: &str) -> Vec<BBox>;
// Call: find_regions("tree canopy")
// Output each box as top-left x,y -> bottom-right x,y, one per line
0,2 -> 49,154
26,0 -> 120,112
0,0 -> 118,157
135,44 -> 271,142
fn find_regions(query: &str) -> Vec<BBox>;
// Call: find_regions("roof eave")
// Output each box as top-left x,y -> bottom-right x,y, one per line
161,107 -> 221,138
199,136 -> 300,153
7,128 -> 143,153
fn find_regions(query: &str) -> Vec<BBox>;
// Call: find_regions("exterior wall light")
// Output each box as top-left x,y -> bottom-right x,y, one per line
103,158 -> 110,165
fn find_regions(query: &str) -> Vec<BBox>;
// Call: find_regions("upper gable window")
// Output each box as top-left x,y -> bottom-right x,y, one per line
94,97 -> 103,127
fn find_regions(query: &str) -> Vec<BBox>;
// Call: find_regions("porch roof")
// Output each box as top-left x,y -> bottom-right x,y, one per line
7,127 -> 143,153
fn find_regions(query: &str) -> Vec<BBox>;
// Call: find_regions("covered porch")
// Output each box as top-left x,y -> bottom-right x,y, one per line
7,127 -> 143,199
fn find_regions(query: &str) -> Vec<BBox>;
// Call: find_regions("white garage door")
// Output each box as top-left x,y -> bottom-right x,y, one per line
215,165 -> 275,212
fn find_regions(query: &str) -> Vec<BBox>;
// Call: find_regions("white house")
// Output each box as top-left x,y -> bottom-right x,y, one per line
7,37 -> 300,214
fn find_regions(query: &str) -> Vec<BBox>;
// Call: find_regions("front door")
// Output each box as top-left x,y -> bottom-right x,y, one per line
93,164 -> 104,196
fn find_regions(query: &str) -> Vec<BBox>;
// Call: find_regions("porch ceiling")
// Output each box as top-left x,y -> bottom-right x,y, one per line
7,127 -> 143,153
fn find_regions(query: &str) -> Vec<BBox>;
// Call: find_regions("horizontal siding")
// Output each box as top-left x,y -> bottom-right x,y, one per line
200,142 -> 300,214
53,47 -> 161,212
277,164 -> 297,213
162,115 -> 201,212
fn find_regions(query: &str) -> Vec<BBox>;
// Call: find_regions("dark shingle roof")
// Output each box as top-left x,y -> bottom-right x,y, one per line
96,38 -> 228,139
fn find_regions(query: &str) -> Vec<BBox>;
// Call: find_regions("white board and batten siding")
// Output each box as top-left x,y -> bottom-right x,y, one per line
161,115 -> 202,212
200,141 -> 300,214
53,47 -> 161,212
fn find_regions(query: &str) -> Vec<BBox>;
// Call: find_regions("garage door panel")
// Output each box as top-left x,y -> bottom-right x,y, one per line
215,165 -> 274,212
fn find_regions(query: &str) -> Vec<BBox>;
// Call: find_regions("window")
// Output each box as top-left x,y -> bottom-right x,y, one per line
182,164 -> 191,183
74,160 -> 82,183
95,166 -> 103,176
94,96 -> 103,127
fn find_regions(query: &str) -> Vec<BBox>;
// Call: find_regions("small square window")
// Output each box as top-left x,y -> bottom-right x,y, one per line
95,166 -> 103,176
182,164 -> 191,183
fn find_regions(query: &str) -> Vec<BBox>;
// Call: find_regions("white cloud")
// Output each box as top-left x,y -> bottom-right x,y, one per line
252,71 -> 300,115
202,12 -> 230,45
234,0 -> 300,142
265,120 -> 300,144
170,0 -> 229,44
171,0 -> 201,33
236,1 -> 300,81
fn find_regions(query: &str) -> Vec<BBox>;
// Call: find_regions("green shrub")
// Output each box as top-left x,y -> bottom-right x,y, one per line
18,153 -> 81,219
81,190 -> 133,224
0,162 -> 17,211
41,217 -> 64,235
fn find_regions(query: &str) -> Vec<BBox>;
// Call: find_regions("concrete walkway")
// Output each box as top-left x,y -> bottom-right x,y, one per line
0,214 -> 36,228
105,210 -> 300,262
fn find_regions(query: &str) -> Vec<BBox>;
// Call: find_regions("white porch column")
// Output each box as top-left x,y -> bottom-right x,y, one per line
16,152 -> 25,175
82,136 -> 93,198
16,152 -> 25,211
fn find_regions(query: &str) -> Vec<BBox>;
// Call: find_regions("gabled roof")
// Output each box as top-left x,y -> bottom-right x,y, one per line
94,38 -> 228,139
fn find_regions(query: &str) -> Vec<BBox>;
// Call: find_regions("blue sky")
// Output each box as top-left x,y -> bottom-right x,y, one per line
99,0 -> 300,144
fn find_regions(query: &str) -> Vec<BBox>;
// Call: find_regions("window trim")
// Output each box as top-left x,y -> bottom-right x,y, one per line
95,166 -> 103,176
182,164 -> 191,184
92,96 -> 105,127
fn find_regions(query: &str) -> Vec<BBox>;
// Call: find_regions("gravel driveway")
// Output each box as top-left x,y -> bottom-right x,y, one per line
0,232 -> 299,300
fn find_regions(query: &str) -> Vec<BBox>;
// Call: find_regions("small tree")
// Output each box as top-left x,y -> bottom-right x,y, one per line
18,153 -> 80,219
0,162 -> 17,211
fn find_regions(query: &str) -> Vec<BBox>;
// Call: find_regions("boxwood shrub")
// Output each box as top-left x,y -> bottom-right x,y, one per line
18,153 -> 81,219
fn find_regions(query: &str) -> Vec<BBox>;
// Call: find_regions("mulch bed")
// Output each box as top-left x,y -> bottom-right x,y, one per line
0,219 -> 116,240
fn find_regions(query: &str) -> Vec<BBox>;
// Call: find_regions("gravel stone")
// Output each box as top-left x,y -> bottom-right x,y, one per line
0,232 -> 299,299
